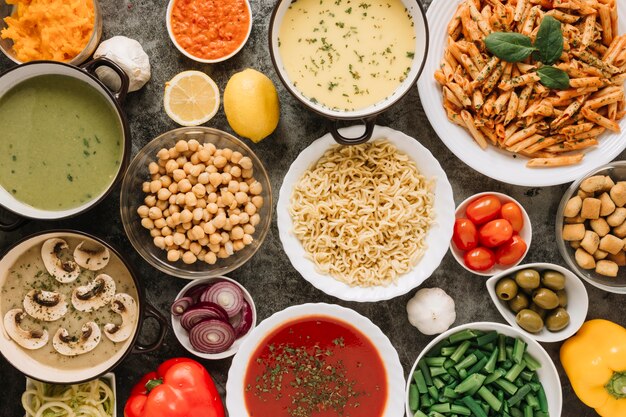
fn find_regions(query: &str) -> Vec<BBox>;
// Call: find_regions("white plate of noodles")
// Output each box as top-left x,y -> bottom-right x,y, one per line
277,125 -> 455,302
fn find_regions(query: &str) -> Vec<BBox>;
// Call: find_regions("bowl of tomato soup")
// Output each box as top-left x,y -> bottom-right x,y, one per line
226,303 -> 405,417
166,0 -> 252,63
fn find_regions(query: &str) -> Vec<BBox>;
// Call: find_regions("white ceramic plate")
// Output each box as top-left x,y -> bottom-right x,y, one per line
450,192 -> 532,276
226,303 -> 405,417
486,263 -> 588,343
405,322 -> 562,417
171,276 -> 257,360
277,125 -> 455,302
418,0 -> 626,186
24,373 -> 117,417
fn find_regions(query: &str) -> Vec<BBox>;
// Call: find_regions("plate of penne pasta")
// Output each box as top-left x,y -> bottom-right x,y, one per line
418,0 -> 626,186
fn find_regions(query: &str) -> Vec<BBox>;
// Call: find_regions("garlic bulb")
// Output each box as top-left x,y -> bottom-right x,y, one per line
406,288 -> 456,335
93,36 -> 151,92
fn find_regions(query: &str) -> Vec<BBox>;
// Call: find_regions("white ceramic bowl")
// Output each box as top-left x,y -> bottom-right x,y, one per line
417,0 -> 626,186
165,0 -> 252,63
171,276 -> 257,360
450,192 -> 532,276
486,263 -> 588,343
277,125 -> 455,302
226,303 -> 405,417
405,322 -> 562,417
24,373 -> 117,417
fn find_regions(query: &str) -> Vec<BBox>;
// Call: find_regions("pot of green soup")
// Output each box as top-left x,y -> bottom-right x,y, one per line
0,58 -> 131,230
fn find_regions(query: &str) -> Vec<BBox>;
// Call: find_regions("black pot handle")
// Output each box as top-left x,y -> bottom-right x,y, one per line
0,216 -> 27,232
132,302 -> 168,354
328,117 -> 376,145
81,57 -> 130,104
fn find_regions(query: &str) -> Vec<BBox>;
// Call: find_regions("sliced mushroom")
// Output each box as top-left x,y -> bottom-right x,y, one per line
3,309 -> 48,350
52,321 -> 101,356
104,293 -> 137,343
41,238 -> 81,283
23,289 -> 68,321
71,274 -> 116,312
73,241 -> 110,271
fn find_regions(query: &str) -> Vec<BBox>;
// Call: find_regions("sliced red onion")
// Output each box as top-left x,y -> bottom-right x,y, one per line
234,301 -> 253,337
200,282 -> 244,318
189,319 -> 236,354
183,284 -> 210,303
180,302 -> 228,331
171,297 -> 194,316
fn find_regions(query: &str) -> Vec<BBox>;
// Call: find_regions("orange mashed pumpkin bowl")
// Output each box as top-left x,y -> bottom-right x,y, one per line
170,0 -> 251,61
1,0 -> 95,62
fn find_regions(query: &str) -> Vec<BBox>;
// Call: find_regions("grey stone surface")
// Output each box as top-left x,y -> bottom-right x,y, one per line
0,0 -> 624,416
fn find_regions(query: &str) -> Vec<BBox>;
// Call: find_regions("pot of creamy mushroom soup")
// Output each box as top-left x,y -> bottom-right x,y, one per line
269,0 -> 428,144
0,230 -> 167,384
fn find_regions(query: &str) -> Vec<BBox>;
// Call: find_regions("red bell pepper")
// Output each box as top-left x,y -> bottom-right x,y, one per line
124,358 -> 225,417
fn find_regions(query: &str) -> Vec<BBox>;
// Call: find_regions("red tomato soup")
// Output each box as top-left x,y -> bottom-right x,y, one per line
244,316 -> 388,417
170,0 -> 251,60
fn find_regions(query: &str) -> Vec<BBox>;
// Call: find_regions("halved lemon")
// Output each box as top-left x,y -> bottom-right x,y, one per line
163,71 -> 220,126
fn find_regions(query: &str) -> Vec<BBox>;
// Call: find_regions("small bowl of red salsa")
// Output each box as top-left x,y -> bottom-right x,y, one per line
166,0 -> 252,63
225,303 -> 406,417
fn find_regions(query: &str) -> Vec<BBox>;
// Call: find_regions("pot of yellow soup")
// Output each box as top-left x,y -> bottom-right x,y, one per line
269,0 -> 428,144
0,230 -> 167,384
0,58 -> 131,230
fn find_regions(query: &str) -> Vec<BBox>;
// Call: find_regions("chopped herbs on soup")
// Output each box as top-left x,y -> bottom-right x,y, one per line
0,74 -> 123,210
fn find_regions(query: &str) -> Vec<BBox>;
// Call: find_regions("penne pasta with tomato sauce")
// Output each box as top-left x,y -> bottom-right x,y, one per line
437,0 -> 626,168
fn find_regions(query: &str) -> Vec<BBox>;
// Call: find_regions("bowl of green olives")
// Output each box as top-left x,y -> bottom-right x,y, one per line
486,263 -> 588,342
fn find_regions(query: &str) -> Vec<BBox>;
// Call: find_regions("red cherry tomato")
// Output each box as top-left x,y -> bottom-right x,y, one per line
466,195 -> 502,225
453,218 -> 478,251
500,202 -> 524,232
479,219 -> 513,248
495,235 -> 528,266
464,247 -> 496,271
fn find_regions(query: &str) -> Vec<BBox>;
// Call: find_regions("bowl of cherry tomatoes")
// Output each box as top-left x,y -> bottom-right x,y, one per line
451,192 -> 532,276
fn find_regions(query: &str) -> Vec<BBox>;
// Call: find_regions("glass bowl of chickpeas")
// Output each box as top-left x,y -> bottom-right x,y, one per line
120,127 -> 272,279
556,161 -> 626,293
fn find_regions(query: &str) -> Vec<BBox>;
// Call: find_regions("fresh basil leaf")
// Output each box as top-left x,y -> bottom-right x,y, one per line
485,32 -> 536,63
535,15 -> 563,65
537,66 -> 570,90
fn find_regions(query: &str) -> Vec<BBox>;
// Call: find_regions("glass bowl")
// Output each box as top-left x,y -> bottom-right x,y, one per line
120,127 -> 272,279
0,0 -> 102,65
556,161 -> 626,293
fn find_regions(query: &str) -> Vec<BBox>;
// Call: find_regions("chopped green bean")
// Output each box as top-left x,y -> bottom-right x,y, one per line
505,346 -> 514,361
523,353 -> 542,371
477,331 -> 498,346
451,340 -> 472,363
503,360 -> 514,370
454,373 -> 486,394
455,353 -> 478,371
450,404 -> 471,416
538,385 -> 549,413
413,410 -> 428,417
513,339 -> 526,365
429,412 -> 446,417
441,346 -> 457,356
484,348 -> 498,374
468,357 -> 489,376
443,386 -> 458,399
484,368 -> 507,385
477,386 -> 502,412
414,369 -> 428,394
459,369 -> 468,380
419,360 -> 433,385
462,396 -> 488,417
498,335 -> 507,362
409,384 -> 419,411
520,370 -> 534,382
524,404 -> 534,417
505,362 -> 526,382
510,407 -> 524,417
507,385 -> 532,407
529,382 -> 541,392
448,366 -> 460,380
426,357 -> 448,367
472,349 -> 487,360
450,329 -> 480,344
527,393 -> 539,410
428,385 -> 439,401
494,378 -> 519,395
433,377 -> 445,390
421,394 -> 433,408
430,403 -> 451,413
431,367 -> 447,377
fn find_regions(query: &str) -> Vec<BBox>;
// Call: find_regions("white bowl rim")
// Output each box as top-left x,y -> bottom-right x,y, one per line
486,262 -> 589,343
450,192 -> 532,277
276,125 -> 455,301
404,321 -> 563,417
417,0 -> 626,186
226,303 -> 405,417
555,160 -> 626,293
171,276 -> 257,360
165,0 -> 253,63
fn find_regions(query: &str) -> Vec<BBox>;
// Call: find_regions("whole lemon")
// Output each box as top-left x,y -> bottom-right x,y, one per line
224,68 -> 280,143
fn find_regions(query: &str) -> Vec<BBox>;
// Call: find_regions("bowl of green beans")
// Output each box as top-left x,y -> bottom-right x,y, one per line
405,322 -> 562,417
